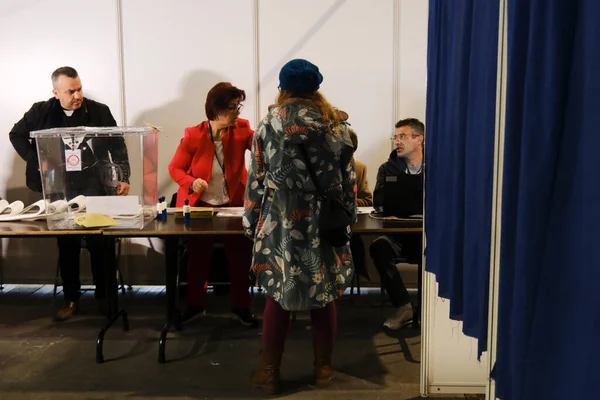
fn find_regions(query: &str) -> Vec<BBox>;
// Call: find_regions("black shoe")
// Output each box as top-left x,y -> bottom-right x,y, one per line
232,308 -> 259,328
181,306 -> 206,323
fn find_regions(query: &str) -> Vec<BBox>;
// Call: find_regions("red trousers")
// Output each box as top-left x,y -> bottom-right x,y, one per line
261,296 -> 337,352
186,235 -> 253,309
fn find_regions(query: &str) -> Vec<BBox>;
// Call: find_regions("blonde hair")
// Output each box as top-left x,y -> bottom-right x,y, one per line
275,90 -> 343,131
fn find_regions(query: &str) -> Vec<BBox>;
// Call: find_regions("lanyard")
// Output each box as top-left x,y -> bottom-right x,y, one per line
208,122 -> 226,174
208,122 -> 229,197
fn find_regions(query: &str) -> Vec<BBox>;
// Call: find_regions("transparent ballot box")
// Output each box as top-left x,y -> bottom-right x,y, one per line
30,126 -> 158,230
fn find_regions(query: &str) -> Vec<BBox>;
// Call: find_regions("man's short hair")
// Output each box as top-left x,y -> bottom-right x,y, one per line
348,128 -> 358,151
395,118 -> 424,136
51,66 -> 78,85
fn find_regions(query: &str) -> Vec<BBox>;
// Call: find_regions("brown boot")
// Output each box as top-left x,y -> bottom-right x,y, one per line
55,301 -> 79,322
313,341 -> 334,388
251,349 -> 283,394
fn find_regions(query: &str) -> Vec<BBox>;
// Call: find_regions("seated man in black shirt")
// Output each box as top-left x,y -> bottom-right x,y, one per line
9,66 -> 130,321
370,118 -> 424,330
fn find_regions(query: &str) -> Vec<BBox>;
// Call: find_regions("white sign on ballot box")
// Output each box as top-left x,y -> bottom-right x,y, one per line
86,195 -> 141,216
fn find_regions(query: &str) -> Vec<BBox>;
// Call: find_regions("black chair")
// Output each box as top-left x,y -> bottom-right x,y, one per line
349,272 -> 362,299
348,234 -> 368,303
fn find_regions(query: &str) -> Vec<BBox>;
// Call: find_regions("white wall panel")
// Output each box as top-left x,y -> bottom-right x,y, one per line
397,0 -> 428,122
422,275 -> 488,395
258,0 -> 395,187
120,0 -> 256,199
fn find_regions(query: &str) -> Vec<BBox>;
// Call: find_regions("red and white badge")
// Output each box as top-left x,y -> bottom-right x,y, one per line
65,149 -> 82,171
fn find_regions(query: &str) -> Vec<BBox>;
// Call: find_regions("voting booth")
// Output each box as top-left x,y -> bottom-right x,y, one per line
30,126 -> 159,230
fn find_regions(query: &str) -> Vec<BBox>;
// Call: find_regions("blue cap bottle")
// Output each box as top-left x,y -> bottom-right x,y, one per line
160,196 -> 167,220
156,196 -> 164,221
183,199 -> 191,224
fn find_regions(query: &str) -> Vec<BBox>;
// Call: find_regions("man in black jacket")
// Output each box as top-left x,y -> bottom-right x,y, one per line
370,118 -> 424,330
9,66 -> 130,321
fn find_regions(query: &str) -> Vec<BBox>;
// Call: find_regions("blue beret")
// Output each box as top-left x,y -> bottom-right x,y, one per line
278,59 -> 323,93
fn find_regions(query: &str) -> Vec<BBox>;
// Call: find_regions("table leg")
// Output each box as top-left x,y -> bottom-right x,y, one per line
159,235 -> 182,364
96,237 -> 129,363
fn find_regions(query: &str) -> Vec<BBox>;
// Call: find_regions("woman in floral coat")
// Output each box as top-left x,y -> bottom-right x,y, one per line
243,59 -> 356,394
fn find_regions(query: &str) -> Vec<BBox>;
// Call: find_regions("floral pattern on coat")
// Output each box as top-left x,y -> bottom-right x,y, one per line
243,99 -> 357,311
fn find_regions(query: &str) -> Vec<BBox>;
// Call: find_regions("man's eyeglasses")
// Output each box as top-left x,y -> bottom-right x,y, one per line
228,103 -> 244,112
391,133 -> 420,141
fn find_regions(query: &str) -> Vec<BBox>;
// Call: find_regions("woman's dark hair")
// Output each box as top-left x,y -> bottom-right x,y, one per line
205,82 -> 246,120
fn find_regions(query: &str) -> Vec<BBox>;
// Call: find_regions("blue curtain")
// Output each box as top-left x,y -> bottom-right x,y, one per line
425,0 -> 499,355
494,0 -> 600,399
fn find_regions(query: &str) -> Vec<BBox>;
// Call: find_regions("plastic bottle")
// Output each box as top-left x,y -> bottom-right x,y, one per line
160,196 -> 167,221
156,196 -> 164,221
183,198 -> 191,224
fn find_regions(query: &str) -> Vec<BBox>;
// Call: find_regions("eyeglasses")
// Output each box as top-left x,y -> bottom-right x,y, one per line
391,133 -> 420,141
227,103 -> 244,112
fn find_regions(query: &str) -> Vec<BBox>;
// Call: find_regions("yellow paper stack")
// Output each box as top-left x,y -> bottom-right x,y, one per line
173,207 -> 214,219
74,214 -> 118,228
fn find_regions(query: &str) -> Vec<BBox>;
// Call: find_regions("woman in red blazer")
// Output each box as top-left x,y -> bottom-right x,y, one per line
168,82 -> 257,327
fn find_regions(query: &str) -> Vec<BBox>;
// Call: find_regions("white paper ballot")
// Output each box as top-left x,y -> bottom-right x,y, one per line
86,195 -> 140,216
357,207 -> 374,215
215,207 -> 244,218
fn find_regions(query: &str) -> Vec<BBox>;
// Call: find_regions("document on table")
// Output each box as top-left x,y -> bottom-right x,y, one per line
368,212 -> 423,221
214,206 -> 377,218
215,207 -> 244,218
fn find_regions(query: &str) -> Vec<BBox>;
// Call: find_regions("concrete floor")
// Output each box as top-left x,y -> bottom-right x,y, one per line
0,285 -> 481,400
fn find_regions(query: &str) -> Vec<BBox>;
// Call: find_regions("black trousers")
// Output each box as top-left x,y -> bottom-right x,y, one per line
369,235 -> 420,307
57,235 -> 112,302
